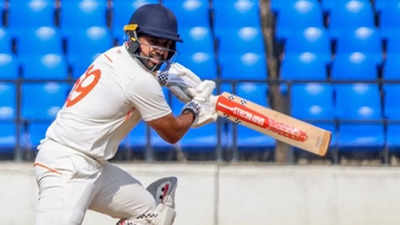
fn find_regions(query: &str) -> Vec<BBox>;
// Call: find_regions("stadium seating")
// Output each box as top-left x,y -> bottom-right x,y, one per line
16,26 -> 63,55
386,33 -> 400,56
284,26 -> 330,57
331,52 -> 378,80
280,52 -> 327,80
176,52 -> 217,80
337,123 -> 385,151
375,0 -> 400,39
177,26 -> 213,54
20,53 -> 68,80
275,0 -> 323,39
322,0 -> 371,11
0,1 -> 3,26
383,84 -> 400,120
0,122 -> 16,150
335,84 -> 381,120
0,82 -> 16,120
163,0 -> 209,28
8,0 -> 55,28
213,0 -> 260,29
386,124 -> 400,151
176,26 -> 216,78
0,28 -> 12,53
60,0 -> 107,31
291,83 -> 334,120
383,55 -> 400,80
237,125 -> 275,150
217,26 -> 264,54
21,82 -> 70,121
112,0 -> 159,41
22,122 -> 50,148
327,0 -> 374,36
179,123 -> 217,151
335,27 -> 381,56
0,54 -> 19,80
122,121 -> 147,151
66,26 -> 113,77
219,52 -> 267,80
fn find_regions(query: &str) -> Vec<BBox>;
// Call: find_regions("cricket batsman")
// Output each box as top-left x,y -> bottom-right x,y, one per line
33,4 -> 216,225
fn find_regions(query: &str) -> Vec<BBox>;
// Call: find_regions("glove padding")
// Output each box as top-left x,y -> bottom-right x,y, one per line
182,80 -> 218,128
157,62 -> 202,103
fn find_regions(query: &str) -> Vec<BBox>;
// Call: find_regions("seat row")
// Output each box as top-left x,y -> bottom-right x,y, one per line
272,0 -> 400,39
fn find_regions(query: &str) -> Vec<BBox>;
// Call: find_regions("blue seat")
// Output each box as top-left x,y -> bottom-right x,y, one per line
0,122 -> 16,150
284,27 -> 330,57
60,0 -> 107,30
121,121 -> 147,151
386,34 -> 400,56
291,83 -> 334,120
218,26 -> 264,54
0,54 -> 19,80
337,123 -> 384,150
69,53 -> 99,78
20,54 -> 68,80
383,84 -> 400,120
179,123 -> 217,152
220,52 -> 267,80
22,122 -> 50,148
176,52 -> 217,80
22,82 -> 70,120
322,0 -> 370,11
237,125 -> 275,150
177,26 -> 213,54
163,0 -> 209,28
16,26 -> 62,55
331,52 -> 378,80
387,124 -> 400,150
335,27 -> 381,55
0,1 -> 3,26
335,84 -> 381,120
280,52 -> 327,80
112,0 -> 159,41
0,82 -> 16,120
236,82 -> 268,106
67,26 -> 113,56
376,0 -> 400,39
328,0 -> 374,36
66,26 -> 112,77
8,0 -> 55,28
0,28 -> 12,53
214,0 -> 260,29
275,0 -> 323,39
383,54 -> 400,80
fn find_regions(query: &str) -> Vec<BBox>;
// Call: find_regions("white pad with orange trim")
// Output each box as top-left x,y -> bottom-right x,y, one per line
117,177 -> 178,225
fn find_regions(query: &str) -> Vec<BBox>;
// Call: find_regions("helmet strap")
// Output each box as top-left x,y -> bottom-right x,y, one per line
125,30 -> 177,72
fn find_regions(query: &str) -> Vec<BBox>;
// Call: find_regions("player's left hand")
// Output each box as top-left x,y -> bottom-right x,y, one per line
157,62 -> 202,103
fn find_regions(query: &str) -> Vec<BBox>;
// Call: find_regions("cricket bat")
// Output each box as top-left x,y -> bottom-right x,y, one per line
215,92 -> 331,156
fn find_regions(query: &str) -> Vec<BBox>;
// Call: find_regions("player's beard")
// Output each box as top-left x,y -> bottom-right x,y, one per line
136,45 -> 176,72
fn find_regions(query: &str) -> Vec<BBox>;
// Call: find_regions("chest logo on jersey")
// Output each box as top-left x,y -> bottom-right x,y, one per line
66,65 -> 101,107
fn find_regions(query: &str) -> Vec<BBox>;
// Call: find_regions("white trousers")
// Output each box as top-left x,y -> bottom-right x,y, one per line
34,139 -> 155,225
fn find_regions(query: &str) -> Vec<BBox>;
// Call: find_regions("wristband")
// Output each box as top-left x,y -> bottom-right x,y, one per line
182,101 -> 200,122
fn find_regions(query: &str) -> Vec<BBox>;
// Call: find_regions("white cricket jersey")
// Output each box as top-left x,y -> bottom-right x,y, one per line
41,44 -> 172,161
